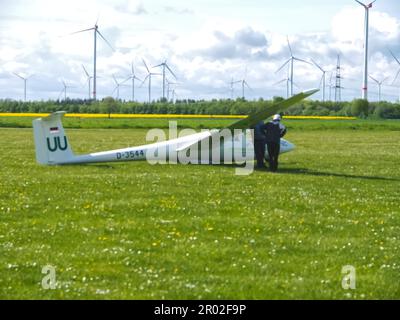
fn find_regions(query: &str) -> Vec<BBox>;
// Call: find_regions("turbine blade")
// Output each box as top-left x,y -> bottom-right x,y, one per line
112,75 -> 118,85
389,50 -> 400,65
82,65 -> 90,77
96,30 -> 115,51
287,36 -> 293,56
131,62 -> 135,75
311,58 -> 324,72
140,74 -> 149,87
294,57 -> 312,65
58,89 -> 64,100
165,64 -> 177,79
275,59 -> 291,73
153,63 -> 164,68
368,74 -> 378,84
70,27 -> 94,35
142,59 -> 150,73
392,69 -> 400,85
355,0 -> 367,8
273,79 -> 287,86
319,74 -> 324,88
293,82 -> 301,90
13,72 -> 24,80
121,77 -> 130,84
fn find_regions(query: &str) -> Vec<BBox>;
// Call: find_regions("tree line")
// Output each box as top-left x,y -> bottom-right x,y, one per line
0,97 -> 399,119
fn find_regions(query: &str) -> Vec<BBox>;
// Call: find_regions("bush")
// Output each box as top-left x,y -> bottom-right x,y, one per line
351,99 -> 369,117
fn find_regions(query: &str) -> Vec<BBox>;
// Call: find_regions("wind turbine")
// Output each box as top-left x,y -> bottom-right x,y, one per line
13,73 -> 33,101
229,78 -> 241,99
59,80 -> 74,101
328,72 -> 334,101
355,0 -> 376,100
238,79 -> 251,99
153,60 -> 177,100
368,74 -> 388,102
141,59 -> 161,103
389,50 -> 400,101
166,78 -> 178,101
274,63 -> 291,98
311,58 -> 327,101
276,36 -> 311,97
71,21 -> 114,100
82,65 -> 93,100
125,62 -> 142,101
112,75 -> 128,100
274,78 -> 290,99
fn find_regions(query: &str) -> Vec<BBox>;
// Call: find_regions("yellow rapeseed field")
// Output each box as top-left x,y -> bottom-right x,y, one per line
0,113 -> 356,120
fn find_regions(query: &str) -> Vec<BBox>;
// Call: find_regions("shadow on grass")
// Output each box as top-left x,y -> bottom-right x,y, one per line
276,167 -> 400,182
64,162 -> 400,182
210,163 -> 399,181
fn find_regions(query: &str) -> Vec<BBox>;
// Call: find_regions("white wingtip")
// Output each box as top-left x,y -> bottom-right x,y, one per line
302,88 -> 320,96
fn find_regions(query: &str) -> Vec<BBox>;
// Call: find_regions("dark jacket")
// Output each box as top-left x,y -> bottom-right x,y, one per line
253,121 -> 267,141
265,120 -> 287,143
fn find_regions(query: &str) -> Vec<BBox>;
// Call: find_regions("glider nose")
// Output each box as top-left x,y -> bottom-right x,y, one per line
280,139 -> 295,153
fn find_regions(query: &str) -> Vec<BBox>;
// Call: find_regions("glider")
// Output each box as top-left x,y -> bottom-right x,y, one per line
33,88 -> 318,165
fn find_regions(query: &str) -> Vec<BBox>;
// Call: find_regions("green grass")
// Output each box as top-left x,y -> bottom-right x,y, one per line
0,121 -> 400,299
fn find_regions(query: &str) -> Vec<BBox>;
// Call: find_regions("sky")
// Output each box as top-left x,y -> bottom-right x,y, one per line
0,0 -> 400,102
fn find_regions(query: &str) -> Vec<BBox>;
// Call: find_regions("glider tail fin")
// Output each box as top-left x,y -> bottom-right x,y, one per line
33,111 -> 75,165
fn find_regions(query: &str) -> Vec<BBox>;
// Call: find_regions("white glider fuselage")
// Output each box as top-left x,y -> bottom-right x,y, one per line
69,130 -> 295,165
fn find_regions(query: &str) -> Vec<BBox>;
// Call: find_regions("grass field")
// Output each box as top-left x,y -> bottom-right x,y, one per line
0,118 -> 399,299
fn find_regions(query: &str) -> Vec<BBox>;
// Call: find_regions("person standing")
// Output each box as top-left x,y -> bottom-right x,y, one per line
265,114 -> 287,172
253,120 -> 268,169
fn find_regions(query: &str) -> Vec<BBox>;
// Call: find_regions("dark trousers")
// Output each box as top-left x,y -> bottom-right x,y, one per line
254,139 -> 266,168
267,141 -> 280,172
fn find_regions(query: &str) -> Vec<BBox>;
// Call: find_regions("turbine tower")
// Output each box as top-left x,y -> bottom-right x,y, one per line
125,62 -> 142,101
153,60 -> 177,100
59,80 -> 74,101
141,59 -> 161,103
274,78 -> 289,99
239,79 -> 251,99
71,22 -> 114,100
166,78 -> 178,101
229,78 -> 241,99
355,0 -> 376,100
368,74 -> 388,102
389,50 -> 400,101
276,36 -> 310,97
112,75 -> 127,100
82,65 -> 93,100
311,58 -> 327,101
13,73 -> 32,102
274,63 -> 291,98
